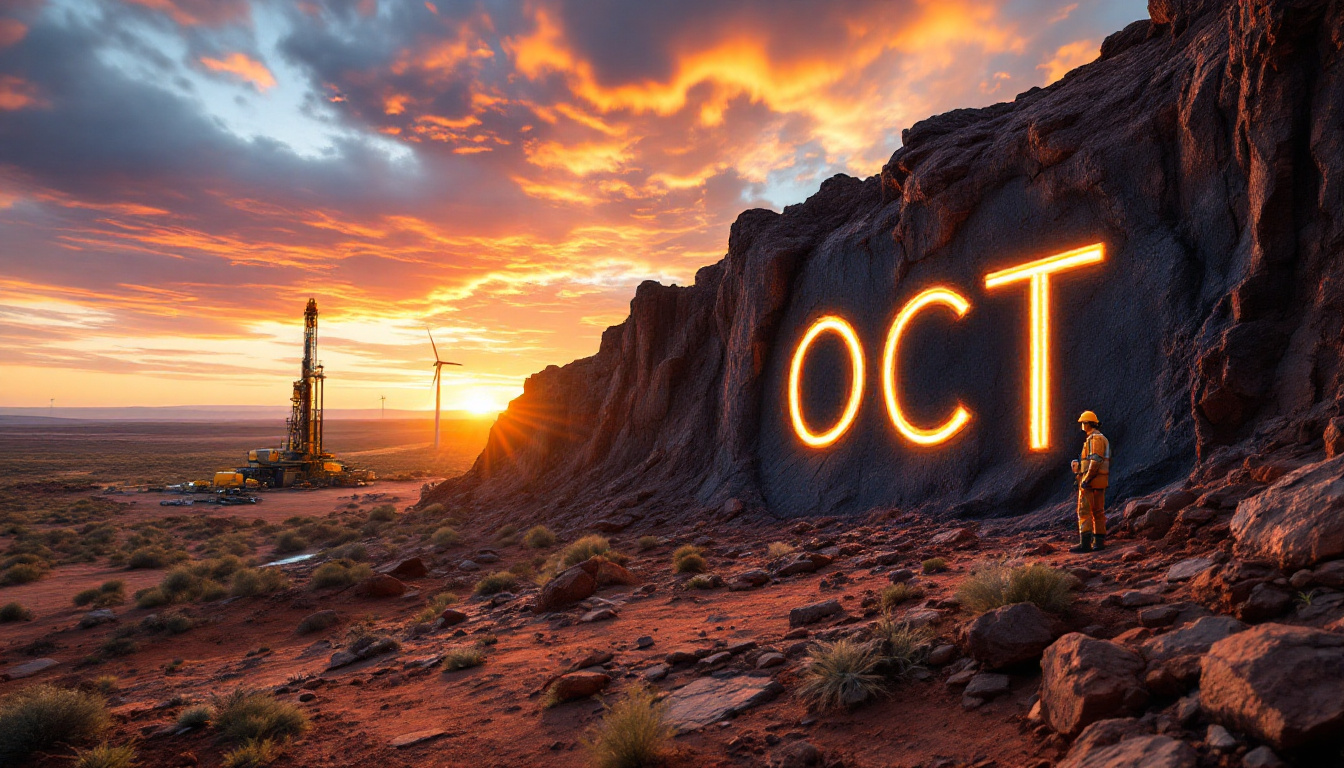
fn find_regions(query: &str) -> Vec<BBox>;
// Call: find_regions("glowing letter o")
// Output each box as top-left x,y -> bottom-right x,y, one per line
788,316 -> 865,447
882,287 -> 973,446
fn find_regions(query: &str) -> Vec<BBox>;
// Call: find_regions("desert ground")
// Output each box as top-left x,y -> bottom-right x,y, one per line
2,417 -> 1343,768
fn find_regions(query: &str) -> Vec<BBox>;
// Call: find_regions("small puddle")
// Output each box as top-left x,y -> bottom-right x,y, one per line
265,553 -> 317,567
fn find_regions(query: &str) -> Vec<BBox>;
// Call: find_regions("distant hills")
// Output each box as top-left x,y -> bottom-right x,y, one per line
0,406 -> 491,422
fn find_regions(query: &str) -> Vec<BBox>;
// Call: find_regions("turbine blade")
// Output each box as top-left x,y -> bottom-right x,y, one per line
432,365 -> 440,388
444,361 -> 463,366
427,329 -> 441,362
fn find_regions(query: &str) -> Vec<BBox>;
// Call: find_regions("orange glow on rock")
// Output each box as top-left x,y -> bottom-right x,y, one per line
788,315 -> 864,448
882,287 -> 972,446
984,243 -> 1105,451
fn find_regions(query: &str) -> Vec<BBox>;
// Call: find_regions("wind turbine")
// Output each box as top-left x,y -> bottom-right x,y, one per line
380,395 -> 385,419
428,330 -> 462,451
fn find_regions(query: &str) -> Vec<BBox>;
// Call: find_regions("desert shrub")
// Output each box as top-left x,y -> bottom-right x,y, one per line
73,742 -> 135,768
430,527 -> 460,547
0,685 -> 110,761
325,542 -> 367,561
309,560 -> 371,589
0,602 -> 34,622
495,524 -> 519,545
272,531 -> 308,554
796,639 -> 885,711
414,592 -> 459,623
296,611 -> 340,635
636,535 -> 659,551
230,568 -> 290,598
134,588 -> 169,609
176,705 -> 212,729
559,535 -> 613,568
150,566 -> 227,605
585,684 -> 673,768
205,533 -> 254,558
872,618 -> 933,680
441,648 -> 485,671
0,563 -> 42,585
99,637 -> 138,657
222,738 -> 279,768
126,546 -> 187,569
955,562 -> 1074,614
921,557 -> 948,574
419,502 -> 445,516
766,542 -> 796,559
473,571 -> 517,596
880,582 -> 924,612
367,504 -> 397,522
524,525 -> 556,549
89,676 -> 120,695
212,689 -> 308,744
75,581 -> 126,608
672,545 -> 706,574
686,574 -> 718,590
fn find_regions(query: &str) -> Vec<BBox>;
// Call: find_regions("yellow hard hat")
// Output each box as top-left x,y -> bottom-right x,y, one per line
1078,410 -> 1099,424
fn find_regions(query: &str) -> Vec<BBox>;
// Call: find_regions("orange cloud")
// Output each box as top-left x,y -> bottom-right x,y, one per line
0,76 -> 44,110
1038,39 -> 1098,84
0,19 -> 27,48
200,52 -> 277,91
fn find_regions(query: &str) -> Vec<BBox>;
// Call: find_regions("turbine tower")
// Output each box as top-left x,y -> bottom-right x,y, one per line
380,395 -> 385,419
427,330 -> 462,451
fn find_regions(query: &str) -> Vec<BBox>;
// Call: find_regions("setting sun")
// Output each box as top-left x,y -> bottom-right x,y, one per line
461,392 -> 503,415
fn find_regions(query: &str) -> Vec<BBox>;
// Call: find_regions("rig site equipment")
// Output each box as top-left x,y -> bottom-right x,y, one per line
237,298 -> 374,488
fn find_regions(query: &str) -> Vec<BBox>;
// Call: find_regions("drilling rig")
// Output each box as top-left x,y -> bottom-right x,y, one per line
237,299 -> 373,488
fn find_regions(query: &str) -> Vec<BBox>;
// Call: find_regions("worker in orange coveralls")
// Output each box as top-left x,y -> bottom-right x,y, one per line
1070,411 -> 1111,553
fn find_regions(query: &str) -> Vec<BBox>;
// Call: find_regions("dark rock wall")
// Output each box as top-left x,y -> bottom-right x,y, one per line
425,0 -> 1344,528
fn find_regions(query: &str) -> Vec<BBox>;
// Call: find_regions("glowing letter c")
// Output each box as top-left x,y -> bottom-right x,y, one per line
788,316 -> 865,447
883,287 -> 972,446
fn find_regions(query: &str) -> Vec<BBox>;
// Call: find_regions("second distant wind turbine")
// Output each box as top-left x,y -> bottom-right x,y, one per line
428,330 -> 462,451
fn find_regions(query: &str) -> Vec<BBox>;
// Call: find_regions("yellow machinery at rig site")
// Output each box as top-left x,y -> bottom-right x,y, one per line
234,299 -> 375,488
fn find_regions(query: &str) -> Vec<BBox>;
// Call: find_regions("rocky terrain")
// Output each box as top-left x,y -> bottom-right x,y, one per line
5,0 -> 1344,766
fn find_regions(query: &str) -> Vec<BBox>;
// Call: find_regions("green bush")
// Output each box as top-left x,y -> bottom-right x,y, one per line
474,571 -> 517,596
176,705 -> 211,729
880,582 -> 924,612
955,562 -> 1074,614
672,545 -> 706,574
230,568 -> 290,598
222,738 -> 279,768
73,742 -> 135,768
308,560 -> 372,589
0,602 -> 34,622
921,557 -> 948,574
272,531 -> 308,554
559,535 -> 613,568
367,504 -> 397,522
0,685 -> 110,761
524,525 -> 556,549
212,689 -> 308,744
584,684 -> 673,768
0,563 -> 42,585
796,639 -> 885,711
431,527 -> 460,547
441,648 -> 485,671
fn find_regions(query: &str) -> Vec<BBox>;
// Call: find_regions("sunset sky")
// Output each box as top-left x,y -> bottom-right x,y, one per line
0,0 -> 1146,414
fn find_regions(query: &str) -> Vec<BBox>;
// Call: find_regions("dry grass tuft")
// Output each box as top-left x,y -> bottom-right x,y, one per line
473,571 -> 517,596
672,545 -> 706,574
560,535 -> 615,568
879,582 -> 924,612
0,685 -> 110,761
0,601 -> 33,622
211,689 -> 308,744
221,738 -> 280,768
73,742 -> 135,768
955,562 -> 1074,614
796,639 -> 886,711
524,525 -> 556,549
585,685 -> 673,768
921,557 -> 948,573
766,542 -> 796,559
442,648 -> 486,671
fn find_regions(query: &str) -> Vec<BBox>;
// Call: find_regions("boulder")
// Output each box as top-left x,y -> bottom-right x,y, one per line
547,671 -> 610,702
1141,616 -> 1246,663
1060,730 -> 1197,768
383,557 -> 427,579
1041,634 -> 1147,737
664,676 -> 783,732
930,527 -> 976,547
728,569 -> 771,591
1200,623 -> 1344,750
963,672 -> 1011,699
1238,582 -> 1292,622
962,602 -> 1054,669
438,608 -> 467,626
1,658 -> 58,681
1165,557 -> 1215,583
536,564 -> 597,612
773,552 -> 833,577
1231,455 -> 1344,570
78,608 -> 117,628
359,574 -> 406,598
788,599 -> 842,626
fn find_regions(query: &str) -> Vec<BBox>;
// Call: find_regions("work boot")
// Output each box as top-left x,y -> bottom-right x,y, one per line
1069,532 -> 1094,554
1091,534 -> 1107,551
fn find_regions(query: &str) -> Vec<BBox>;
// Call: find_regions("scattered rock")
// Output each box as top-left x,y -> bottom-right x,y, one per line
536,563 -> 596,612
1238,582 -> 1292,622
327,635 -> 400,670
1058,725 -> 1197,768
359,574 -> 406,598
580,608 -> 618,623
1205,724 -> 1238,751
1231,455 -> 1344,570
927,644 -> 958,665
963,672 -> 1010,699
930,527 -> 976,547
788,599 -> 842,626
1138,605 -> 1180,628
756,652 -> 786,669
1166,557 -> 1215,583
962,602 -> 1054,669
1200,623 -> 1344,750
728,569 -> 770,590
572,650 -> 614,670
635,635 -> 654,648
888,568 -> 915,583
458,560 -> 480,572
1141,616 -> 1246,664
547,671 -> 610,702
383,557 -> 427,579
1119,590 -> 1162,608
1241,746 -> 1286,768
78,609 -> 116,628
769,740 -> 822,768
664,676 -> 784,732
773,553 -> 833,577
1,658 -> 58,681
438,609 -> 467,626
1041,634 -> 1148,737
390,729 -> 445,748
643,664 -> 668,681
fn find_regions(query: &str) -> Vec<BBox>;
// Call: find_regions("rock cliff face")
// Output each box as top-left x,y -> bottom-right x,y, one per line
424,0 -> 1344,528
